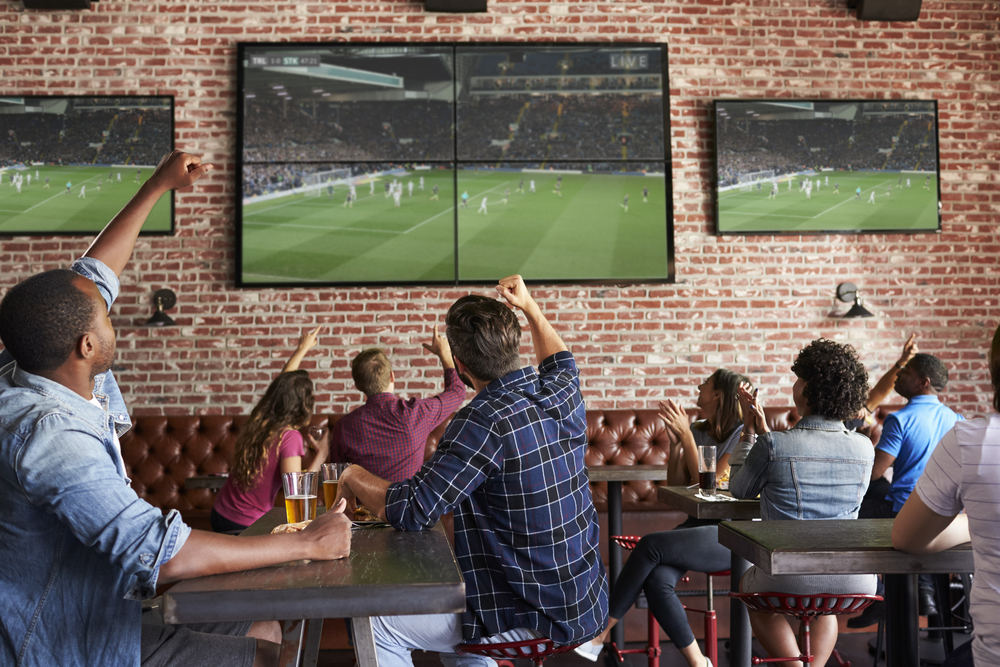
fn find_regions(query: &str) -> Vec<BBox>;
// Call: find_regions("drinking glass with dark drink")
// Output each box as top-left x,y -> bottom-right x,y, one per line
698,445 -> 716,496
282,471 -> 318,523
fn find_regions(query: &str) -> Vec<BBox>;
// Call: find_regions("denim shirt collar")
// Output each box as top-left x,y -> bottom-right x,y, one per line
792,414 -> 850,432
10,363 -> 113,434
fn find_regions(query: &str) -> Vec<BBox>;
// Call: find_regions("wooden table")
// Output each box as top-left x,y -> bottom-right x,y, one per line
587,465 -> 670,650
719,519 -> 974,667
657,485 -> 760,667
184,474 -> 228,490
163,508 -> 466,667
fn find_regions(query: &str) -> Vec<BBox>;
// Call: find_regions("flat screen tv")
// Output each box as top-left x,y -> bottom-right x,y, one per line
0,96 -> 174,236
236,42 -> 672,286
713,100 -> 941,235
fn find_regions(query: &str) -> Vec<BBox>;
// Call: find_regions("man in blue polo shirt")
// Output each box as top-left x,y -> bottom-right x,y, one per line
849,352 -> 962,628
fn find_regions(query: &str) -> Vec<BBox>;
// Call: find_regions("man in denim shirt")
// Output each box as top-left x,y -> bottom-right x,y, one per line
336,275 -> 608,667
0,151 -> 352,667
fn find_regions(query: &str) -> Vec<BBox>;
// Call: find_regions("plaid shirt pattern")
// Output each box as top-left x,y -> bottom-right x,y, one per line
385,352 -> 608,644
332,368 -> 466,483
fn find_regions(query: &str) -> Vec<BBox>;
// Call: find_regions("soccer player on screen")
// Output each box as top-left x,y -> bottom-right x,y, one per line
906,178 -> 911,188
385,181 -> 391,198
408,181 -> 414,197
43,176 -> 50,189
478,197 -> 488,214
502,187 -> 510,205
855,186 -> 862,200
643,187 -> 649,203
769,184 -> 778,200
529,180 -> 536,193
788,178 -> 793,191
65,181 -> 72,195
135,169 -> 141,184
393,189 -> 402,208
78,185 -> 86,199
825,175 -> 829,186
621,194 -> 629,213
924,175 -> 931,190
833,182 -> 840,195
461,191 -> 469,209
15,179 -> 21,195
517,178 -> 524,194
431,185 -> 439,201
34,169 -> 38,181
419,176 -> 424,191
868,191 -> 876,204
553,181 -> 562,198
343,191 -> 353,208
116,172 -> 121,183
370,179 -> 375,195
26,174 -> 31,187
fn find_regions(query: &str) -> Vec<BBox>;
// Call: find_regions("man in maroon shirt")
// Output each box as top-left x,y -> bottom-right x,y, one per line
331,325 -> 467,482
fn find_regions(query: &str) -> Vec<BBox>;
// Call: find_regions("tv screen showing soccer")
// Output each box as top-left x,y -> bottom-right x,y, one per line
713,100 -> 941,235
237,43 -> 672,286
0,96 -> 174,236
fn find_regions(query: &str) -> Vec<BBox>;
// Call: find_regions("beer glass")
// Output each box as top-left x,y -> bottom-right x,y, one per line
321,463 -> 349,508
282,471 -> 318,523
698,445 -> 717,496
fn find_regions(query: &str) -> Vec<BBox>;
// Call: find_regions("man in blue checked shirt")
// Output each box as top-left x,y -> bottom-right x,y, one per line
337,274 -> 609,666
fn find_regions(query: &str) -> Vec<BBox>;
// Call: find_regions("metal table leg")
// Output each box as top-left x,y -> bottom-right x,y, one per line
353,616 -> 381,667
608,480 -> 624,650
279,618 -> 307,667
729,553 -> 750,667
303,618 -> 324,667
885,573 -> 919,667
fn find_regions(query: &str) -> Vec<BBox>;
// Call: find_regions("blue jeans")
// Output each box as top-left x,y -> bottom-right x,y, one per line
370,613 -> 543,667
607,525 -> 731,650
942,638 -> 974,667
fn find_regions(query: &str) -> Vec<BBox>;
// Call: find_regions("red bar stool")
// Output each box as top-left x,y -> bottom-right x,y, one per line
730,592 -> 883,665
610,535 -> 730,667
457,637 -> 579,667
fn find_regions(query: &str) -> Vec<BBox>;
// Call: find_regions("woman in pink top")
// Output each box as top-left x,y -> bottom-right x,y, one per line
212,328 -> 330,532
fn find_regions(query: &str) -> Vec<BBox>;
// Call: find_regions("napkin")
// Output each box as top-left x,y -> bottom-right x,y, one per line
694,491 -> 740,502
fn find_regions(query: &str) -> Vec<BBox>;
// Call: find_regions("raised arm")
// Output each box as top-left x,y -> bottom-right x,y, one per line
422,324 -> 456,371
283,326 -> 321,373
496,274 -> 567,364
866,334 -> 918,411
83,151 -> 213,277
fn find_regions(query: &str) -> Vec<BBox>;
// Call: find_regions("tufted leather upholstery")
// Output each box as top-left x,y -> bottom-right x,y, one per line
121,406 -> 898,531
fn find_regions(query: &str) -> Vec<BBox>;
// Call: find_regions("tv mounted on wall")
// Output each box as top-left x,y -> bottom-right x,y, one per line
236,42 -> 673,286
0,96 -> 174,236
713,100 -> 941,235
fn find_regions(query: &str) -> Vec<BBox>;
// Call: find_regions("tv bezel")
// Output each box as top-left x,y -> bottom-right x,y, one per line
234,41 -> 674,288
0,94 -> 175,238
711,98 -> 943,237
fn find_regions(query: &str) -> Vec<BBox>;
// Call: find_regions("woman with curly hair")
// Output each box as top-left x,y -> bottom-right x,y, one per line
729,339 -> 876,667
575,369 -> 751,667
211,328 -> 329,533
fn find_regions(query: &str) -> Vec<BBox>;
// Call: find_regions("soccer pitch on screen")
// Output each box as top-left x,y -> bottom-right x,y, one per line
240,167 -> 669,285
717,171 -> 939,234
0,166 -> 170,235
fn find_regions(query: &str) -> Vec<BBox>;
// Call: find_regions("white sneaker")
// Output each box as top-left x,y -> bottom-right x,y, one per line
573,642 -> 603,662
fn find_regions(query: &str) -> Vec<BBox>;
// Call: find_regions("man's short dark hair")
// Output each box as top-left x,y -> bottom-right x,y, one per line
906,353 -> 949,393
351,348 -> 392,396
791,338 -> 869,422
445,295 -> 521,383
0,269 -> 97,373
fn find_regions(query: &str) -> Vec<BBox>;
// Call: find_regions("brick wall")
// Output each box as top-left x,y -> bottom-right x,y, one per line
1,0 -> 997,418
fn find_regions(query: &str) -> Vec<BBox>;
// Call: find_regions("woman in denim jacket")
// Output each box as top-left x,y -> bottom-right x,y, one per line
729,339 -> 876,667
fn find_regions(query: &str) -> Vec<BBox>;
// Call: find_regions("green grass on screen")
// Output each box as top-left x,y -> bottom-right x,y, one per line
0,166 -> 171,235
240,169 -> 669,285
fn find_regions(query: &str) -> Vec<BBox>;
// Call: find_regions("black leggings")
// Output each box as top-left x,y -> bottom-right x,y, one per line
210,508 -> 249,535
608,525 -> 731,650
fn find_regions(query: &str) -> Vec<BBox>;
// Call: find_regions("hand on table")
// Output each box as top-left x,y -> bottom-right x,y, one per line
300,499 -> 351,559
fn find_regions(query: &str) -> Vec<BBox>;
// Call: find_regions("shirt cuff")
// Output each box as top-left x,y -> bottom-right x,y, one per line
71,257 -> 120,312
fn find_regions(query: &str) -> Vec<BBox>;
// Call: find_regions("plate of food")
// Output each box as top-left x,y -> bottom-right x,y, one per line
351,507 -> 389,528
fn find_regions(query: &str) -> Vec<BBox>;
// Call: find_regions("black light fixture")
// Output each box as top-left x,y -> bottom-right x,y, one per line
144,289 -> 178,327
423,0 -> 487,12
836,282 -> 875,319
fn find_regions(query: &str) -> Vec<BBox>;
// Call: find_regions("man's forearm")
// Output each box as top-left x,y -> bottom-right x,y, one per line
83,180 -> 168,277
159,531 -> 312,584
342,466 -> 392,521
522,301 -> 567,364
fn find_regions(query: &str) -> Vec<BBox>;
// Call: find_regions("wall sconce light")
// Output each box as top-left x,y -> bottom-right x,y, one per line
144,289 -> 177,327
836,282 -> 874,319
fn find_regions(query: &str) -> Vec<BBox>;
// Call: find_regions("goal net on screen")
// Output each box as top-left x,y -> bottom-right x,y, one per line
738,170 -> 776,192
303,168 -> 353,196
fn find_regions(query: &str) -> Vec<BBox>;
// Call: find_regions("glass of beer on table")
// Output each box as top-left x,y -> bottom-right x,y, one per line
282,471 -> 318,523
321,463 -> 349,508
698,445 -> 716,497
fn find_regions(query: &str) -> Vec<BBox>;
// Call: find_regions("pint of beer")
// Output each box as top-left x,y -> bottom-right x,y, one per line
282,471 -> 318,523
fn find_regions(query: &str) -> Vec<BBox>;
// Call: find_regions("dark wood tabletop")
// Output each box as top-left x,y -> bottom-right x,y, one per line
183,474 -> 228,490
718,519 -> 974,576
656,485 -> 761,521
586,464 -> 670,482
162,508 -> 466,625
